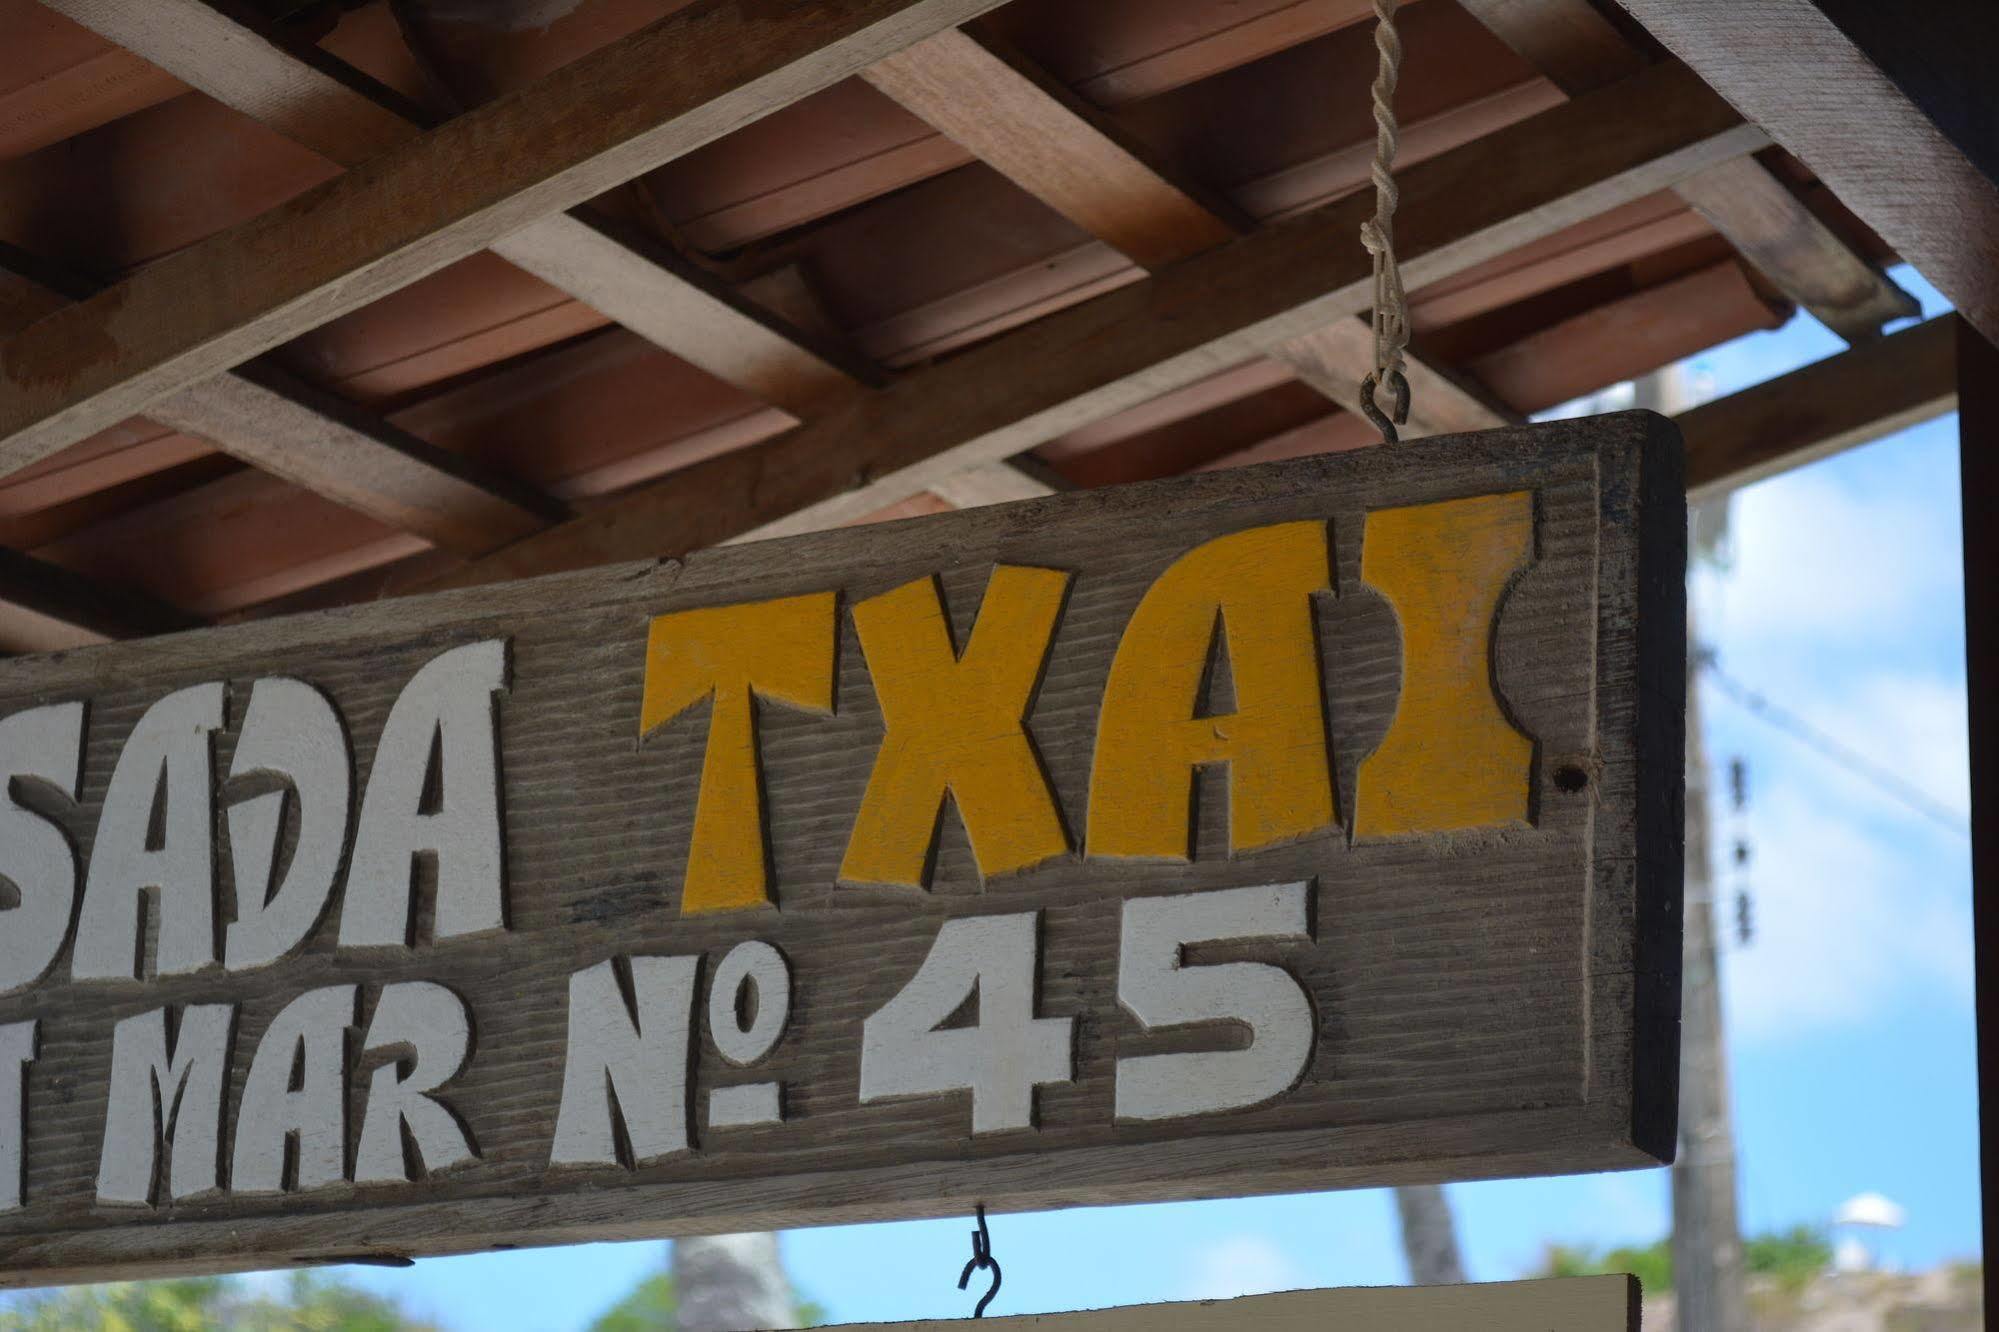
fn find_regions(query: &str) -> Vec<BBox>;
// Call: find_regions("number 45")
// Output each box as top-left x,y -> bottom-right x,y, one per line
859,883 -> 1314,1132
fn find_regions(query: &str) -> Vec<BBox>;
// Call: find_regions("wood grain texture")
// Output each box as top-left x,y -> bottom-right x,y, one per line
927,458 -> 1067,510
1274,319 -> 1517,437
0,0 -> 1003,474
418,61 -> 1759,592
1456,0 -> 1916,342
39,0 -> 867,419
862,27 -> 1499,462
1680,314 -> 1957,497
0,548 -> 199,655
1613,0 -> 1999,344
0,419 -> 1682,1285
863,29 -> 1245,270
835,1276 -> 1636,1329
0,249 -> 562,560
148,364 -> 566,559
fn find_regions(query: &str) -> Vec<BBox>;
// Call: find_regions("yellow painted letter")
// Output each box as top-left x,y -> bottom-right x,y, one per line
1354,491 -> 1534,837
842,567 -> 1071,887
641,593 -> 836,913
1088,522 -> 1335,860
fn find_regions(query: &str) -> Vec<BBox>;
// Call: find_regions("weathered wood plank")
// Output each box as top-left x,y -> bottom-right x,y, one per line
1612,0 -> 1999,344
1681,314 -> 1956,496
837,1277 -> 1636,1330
1469,261 -> 1790,415
0,249 -> 563,559
863,26 -> 1496,448
149,364 -> 567,558
1456,0 -> 1917,342
0,420 -> 1682,1285
1274,319 -> 1517,437
926,457 -> 1068,510
863,29 -> 1245,270
0,0 -> 1002,474
414,60 -> 1759,591
0,547 -> 198,654
39,0 -> 870,418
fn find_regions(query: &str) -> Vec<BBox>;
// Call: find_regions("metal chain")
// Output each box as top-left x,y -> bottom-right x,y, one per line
1359,0 -> 1413,443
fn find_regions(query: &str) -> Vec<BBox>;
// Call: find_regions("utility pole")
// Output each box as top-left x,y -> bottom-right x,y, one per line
1671,635 -> 1749,1330
1628,364 -> 1747,1329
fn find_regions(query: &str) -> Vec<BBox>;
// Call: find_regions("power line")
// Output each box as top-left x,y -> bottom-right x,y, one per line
1699,653 -> 1970,838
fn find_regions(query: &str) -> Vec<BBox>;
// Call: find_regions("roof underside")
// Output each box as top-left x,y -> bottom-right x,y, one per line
0,0 -> 1932,651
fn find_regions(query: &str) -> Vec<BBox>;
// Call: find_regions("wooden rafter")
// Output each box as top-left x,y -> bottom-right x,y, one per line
406,61 -> 1762,593
1681,314 -> 1957,496
40,0 -> 871,418
0,0 -> 1004,474
0,247 -> 563,559
1456,0 -> 1918,343
864,26 -> 1512,438
1612,0 -> 1999,343
1273,321 -> 1515,437
0,547 -> 197,654
862,28 -> 1247,269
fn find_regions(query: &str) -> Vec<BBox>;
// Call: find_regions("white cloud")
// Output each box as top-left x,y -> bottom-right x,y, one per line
1717,774 -> 1972,1045
1694,463 -> 1961,652
1844,672 -> 1973,816
1177,1235 -> 1303,1302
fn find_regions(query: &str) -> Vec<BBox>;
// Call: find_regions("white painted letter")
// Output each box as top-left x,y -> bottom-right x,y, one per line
341,641 -> 509,949
861,913 -> 1072,1134
1,1021 -> 33,1210
231,985 -> 356,1194
226,678 -> 352,971
0,702 -> 85,994
706,941 -> 790,1130
73,684 -> 225,981
97,1004 -> 233,1205
1115,882 -> 1314,1121
551,957 -> 697,1168
355,981 -> 477,1185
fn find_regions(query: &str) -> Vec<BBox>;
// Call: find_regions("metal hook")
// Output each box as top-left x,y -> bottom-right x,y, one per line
1359,369 -> 1410,444
956,1204 -> 1003,1318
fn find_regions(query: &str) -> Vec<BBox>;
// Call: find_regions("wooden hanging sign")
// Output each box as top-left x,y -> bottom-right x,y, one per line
0,416 -> 1683,1284
836,1277 -> 1640,1329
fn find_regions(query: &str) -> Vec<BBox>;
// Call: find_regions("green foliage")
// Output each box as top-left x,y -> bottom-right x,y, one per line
1535,1225 -> 1835,1296
0,1272 -> 438,1332
1743,1225 -> 1834,1293
587,1274 -> 678,1332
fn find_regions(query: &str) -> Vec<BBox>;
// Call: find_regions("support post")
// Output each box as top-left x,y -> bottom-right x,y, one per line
1960,315 -> 1999,1319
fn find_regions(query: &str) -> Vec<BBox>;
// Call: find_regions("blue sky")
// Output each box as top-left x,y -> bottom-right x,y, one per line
316,267 -> 1980,1329
23,271 -> 1969,1329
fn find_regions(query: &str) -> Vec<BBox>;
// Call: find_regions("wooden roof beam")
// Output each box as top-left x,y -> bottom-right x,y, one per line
1681,313 -> 1957,497
38,0 -> 872,419
863,27 -> 1513,452
1273,320 -> 1517,437
0,0 -> 999,474
1610,0 -> 1998,343
0,246 -> 563,559
1456,0 -> 1918,343
410,60 -> 1764,592
0,547 -> 198,655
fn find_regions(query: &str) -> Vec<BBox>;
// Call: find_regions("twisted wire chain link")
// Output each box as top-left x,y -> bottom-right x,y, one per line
1359,0 -> 1412,442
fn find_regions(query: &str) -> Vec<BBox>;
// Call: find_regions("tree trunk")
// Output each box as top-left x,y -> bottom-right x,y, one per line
1670,634 -> 1749,1331
1394,1184 -> 1467,1285
672,1233 -> 799,1332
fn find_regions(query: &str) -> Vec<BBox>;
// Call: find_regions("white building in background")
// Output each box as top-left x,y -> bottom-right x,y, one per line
1832,1192 -> 1909,1272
